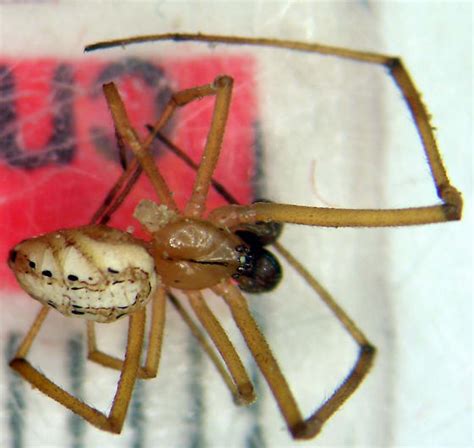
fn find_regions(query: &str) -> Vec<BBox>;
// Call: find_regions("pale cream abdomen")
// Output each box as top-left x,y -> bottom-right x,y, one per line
9,225 -> 158,323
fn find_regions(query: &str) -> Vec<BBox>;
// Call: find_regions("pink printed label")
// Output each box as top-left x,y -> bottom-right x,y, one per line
0,55 -> 257,289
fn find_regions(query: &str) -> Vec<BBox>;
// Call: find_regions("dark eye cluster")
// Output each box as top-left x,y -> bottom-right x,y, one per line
233,215 -> 283,294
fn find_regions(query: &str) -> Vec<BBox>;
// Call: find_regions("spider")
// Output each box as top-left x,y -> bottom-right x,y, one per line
7,33 -> 462,440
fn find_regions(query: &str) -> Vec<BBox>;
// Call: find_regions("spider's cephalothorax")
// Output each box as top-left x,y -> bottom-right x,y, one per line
8,225 -> 158,323
134,199 -> 254,290
152,218 -> 253,289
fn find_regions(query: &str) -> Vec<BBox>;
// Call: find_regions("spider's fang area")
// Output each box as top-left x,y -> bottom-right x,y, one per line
235,246 -> 282,294
232,244 -> 255,278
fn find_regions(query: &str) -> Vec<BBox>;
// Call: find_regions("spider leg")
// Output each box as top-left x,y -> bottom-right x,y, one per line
212,279 -> 374,440
115,125 -> 129,171
103,77 -> 233,218
89,158 -> 142,225
10,307 -> 146,433
209,200 -> 460,229
96,126 -> 238,228
211,281 -> 307,438
181,76 -> 233,217
150,131 -> 460,228
89,33 -> 462,226
186,290 -> 255,404
10,305 -> 50,361
273,242 -> 375,436
103,82 -> 176,210
167,292 -> 250,404
87,286 -> 167,379
152,130 -> 239,205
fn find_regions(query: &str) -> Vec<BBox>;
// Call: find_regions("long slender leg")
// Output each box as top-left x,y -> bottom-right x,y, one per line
186,290 -> 255,404
167,292 -> 245,404
182,76 -> 233,218
211,281 -> 306,438
213,279 -> 374,440
90,102 -> 235,227
150,131 -> 459,229
9,306 -> 50,359
87,33 -> 462,226
103,77 -> 234,218
87,286 -> 166,379
209,200 -> 459,229
143,77 -> 234,217
272,242 -> 375,434
89,158 -> 142,225
154,122 -> 460,229
88,99 -> 145,224
151,130 -> 239,205
10,308 -> 146,433
103,83 -> 177,210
